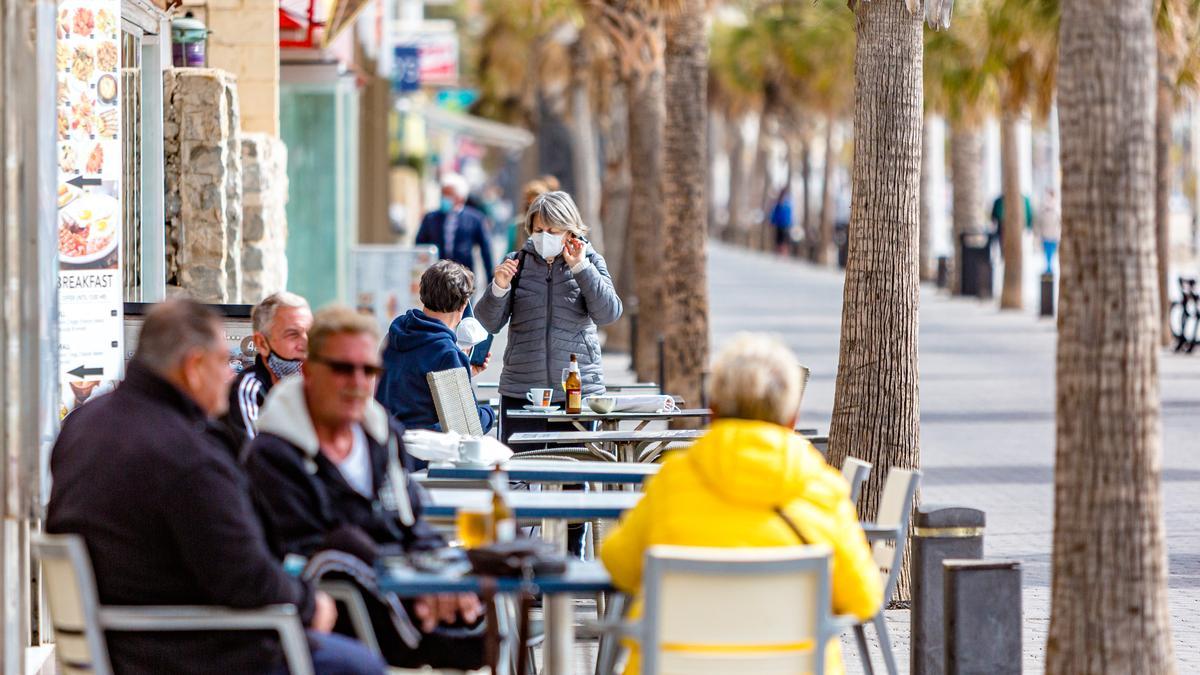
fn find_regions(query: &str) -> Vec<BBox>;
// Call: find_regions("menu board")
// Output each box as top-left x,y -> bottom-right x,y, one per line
55,1 -> 123,418
349,245 -> 438,336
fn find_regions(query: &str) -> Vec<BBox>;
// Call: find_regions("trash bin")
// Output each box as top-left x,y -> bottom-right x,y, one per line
958,233 -> 992,298
834,220 -> 849,269
172,13 -> 210,68
911,505 -> 985,675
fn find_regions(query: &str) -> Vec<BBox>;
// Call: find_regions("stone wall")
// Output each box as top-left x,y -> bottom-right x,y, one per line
164,68 -> 242,303
241,133 -> 289,302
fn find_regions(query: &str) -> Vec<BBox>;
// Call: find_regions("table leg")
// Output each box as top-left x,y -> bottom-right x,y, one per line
540,484 -> 568,554
544,592 -> 575,675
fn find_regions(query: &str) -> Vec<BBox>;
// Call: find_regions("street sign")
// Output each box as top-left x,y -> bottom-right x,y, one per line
394,45 -> 420,93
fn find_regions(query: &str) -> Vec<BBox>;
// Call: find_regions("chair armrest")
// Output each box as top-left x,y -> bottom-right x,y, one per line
827,613 -> 864,635
100,605 -> 313,675
860,523 -> 902,543
582,618 -> 642,642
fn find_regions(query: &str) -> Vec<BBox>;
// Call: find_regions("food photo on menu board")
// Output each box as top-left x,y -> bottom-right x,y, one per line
56,1 -> 121,272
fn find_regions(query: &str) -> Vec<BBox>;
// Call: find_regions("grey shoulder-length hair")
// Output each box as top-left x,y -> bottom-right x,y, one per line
525,190 -> 590,238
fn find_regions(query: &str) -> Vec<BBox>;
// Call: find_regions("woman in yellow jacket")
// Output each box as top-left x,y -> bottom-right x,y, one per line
600,334 -> 882,674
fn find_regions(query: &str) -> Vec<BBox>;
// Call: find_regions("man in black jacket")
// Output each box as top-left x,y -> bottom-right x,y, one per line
247,305 -> 485,669
47,298 -> 384,675
224,291 -> 313,440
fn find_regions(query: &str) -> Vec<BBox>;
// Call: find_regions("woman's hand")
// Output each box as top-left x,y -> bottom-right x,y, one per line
470,353 -> 491,376
562,235 -> 585,268
493,258 -> 520,289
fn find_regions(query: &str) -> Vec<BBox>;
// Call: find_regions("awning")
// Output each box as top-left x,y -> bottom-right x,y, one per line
410,104 -> 535,152
279,0 -> 370,49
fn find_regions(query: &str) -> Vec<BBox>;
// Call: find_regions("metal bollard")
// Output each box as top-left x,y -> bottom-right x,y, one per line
944,560 -> 1022,675
936,256 -> 950,289
1040,272 -> 1055,317
629,301 -> 640,375
911,506 -> 985,675
657,335 -> 666,395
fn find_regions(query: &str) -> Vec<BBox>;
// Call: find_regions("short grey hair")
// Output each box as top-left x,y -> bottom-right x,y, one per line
134,298 -> 224,374
308,304 -> 381,359
526,190 -> 590,238
441,173 -> 470,200
710,333 -> 804,426
252,292 -> 310,335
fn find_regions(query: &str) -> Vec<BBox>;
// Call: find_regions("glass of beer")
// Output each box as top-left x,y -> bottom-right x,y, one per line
456,509 -> 492,549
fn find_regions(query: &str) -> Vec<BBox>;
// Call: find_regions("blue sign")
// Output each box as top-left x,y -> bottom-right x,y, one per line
393,46 -> 420,93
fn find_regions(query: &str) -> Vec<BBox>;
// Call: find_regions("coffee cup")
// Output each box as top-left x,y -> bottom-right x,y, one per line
459,438 -> 486,464
526,388 -> 553,407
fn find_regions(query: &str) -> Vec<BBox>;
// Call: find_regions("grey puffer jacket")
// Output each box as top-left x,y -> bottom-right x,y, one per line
475,239 -> 623,401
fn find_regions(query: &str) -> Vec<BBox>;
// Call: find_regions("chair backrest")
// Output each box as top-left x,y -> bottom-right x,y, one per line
642,545 -> 834,675
427,367 -> 484,436
871,468 -> 921,601
840,457 -> 872,505
32,533 -> 113,675
798,365 -> 811,411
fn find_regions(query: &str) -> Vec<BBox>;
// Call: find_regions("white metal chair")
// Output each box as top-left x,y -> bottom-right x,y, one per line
427,368 -> 485,437
33,533 -> 314,675
601,545 -> 857,675
851,468 -> 921,675
840,457 -> 872,505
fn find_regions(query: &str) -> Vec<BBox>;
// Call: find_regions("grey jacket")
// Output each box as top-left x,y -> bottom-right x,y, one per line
475,239 -> 623,401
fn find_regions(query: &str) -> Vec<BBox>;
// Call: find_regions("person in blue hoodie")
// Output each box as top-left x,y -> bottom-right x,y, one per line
376,260 -> 495,441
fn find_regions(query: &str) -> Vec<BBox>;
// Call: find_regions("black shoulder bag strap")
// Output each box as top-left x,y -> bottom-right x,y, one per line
509,250 -> 528,295
774,506 -> 810,545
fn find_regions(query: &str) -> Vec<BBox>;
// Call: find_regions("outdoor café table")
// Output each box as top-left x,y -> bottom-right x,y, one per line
423,487 -> 642,521
507,428 -> 707,463
377,558 -> 615,675
505,407 -> 712,433
427,458 -> 661,486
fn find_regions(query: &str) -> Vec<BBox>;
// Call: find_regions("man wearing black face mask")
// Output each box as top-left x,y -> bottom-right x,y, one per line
225,292 -> 314,440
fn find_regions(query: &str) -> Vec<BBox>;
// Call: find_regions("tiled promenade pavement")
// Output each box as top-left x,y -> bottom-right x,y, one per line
705,241 -> 1200,673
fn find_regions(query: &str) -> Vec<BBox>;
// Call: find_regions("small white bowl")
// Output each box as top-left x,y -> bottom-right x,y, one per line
587,396 -> 617,414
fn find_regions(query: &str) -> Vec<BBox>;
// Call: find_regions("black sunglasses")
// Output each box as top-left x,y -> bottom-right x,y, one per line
311,356 -> 384,378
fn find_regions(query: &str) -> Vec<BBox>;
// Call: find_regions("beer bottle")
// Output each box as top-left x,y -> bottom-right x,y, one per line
489,465 -> 516,543
565,354 -> 583,414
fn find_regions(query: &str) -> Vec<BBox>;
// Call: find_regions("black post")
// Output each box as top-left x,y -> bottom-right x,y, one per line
936,256 -> 949,289
911,506 -> 985,675
1039,272 -> 1055,317
657,335 -> 666,395
944,560 -> 1022,675
629,300 -> 640,375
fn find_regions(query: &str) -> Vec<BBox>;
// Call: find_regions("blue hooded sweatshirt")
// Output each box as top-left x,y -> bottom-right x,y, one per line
375,309 -> 496,435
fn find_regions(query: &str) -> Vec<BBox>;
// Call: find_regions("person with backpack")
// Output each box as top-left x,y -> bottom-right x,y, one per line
475,190 -> 623,442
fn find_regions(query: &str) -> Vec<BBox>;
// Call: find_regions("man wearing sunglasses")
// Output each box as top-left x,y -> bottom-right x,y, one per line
247,305 -> 485,670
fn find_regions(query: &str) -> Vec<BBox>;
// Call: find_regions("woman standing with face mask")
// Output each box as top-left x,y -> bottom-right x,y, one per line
475,191 -> 623,443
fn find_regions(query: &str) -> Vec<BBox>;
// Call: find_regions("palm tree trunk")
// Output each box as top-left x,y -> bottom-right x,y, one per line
600,80 -> 633,353
626,28 -> 667,384
1156,71 -> 1173,347
1048,0 -> 1176,670
569,37 -> 603,252
661,1 -> 709,409
801,135 -> 815,259
950,123 -> 984,295
920,116 -> 936,281
817,115 -> 837,265
727,118 -> 748,243
827,0 -> 923,602
1000,109 -> 1024,309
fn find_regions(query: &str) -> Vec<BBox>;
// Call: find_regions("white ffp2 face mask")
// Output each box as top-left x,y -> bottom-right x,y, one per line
533,232 -> 566,260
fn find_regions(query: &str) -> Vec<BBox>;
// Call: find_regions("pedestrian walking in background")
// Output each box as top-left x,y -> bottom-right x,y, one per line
1036,187 -> 1061,274
770,187 -> 794,256
507,174 -> 560,254
416,173 -> 494,282
47,298 -> 383,675
224,291 -> 313,440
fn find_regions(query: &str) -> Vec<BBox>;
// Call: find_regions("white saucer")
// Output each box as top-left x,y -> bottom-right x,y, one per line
523,404 -> 561,413
452,460 -> 492,469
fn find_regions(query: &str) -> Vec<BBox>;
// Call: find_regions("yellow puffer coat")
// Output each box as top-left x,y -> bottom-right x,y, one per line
599,419 -> 883,674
